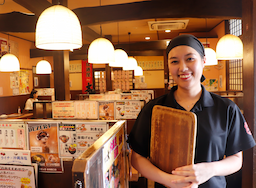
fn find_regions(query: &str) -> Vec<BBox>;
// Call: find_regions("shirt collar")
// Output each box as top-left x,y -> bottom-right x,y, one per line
164,85 -> 214,111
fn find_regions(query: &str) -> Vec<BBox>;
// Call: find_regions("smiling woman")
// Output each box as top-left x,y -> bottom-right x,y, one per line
128,34 -> 256,188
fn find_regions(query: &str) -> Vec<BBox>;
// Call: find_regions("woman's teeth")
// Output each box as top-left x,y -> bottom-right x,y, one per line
180,74 -> 190,78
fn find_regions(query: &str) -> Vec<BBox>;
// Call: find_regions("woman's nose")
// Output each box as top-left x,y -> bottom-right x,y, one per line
179,61 -> 188,72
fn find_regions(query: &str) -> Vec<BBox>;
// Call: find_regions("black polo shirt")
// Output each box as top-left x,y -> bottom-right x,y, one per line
128,85 -> 256,188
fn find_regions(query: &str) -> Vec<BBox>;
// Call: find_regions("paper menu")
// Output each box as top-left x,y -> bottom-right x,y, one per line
52,101 -> 75,119
74,101 -> 98,119
99,102 -> 115,120
58,122 -> 108,158
0,164 -> 36,188
115,100 -> 141,119
28,122 -> 63,173
0,122 -> 27,149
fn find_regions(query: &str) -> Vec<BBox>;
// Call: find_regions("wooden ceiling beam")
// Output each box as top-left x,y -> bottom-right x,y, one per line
29,40 -> 177,58
13,0 -> 52,16
0,12 -> 37,32
73,0 -> 242,25
11,0 -> 101,42
1,0 -> 241,33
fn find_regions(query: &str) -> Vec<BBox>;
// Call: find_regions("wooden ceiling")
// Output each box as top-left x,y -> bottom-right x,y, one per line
0,0 -> 242,58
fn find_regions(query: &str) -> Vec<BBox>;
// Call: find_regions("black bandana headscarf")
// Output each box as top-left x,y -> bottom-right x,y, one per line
166,34 -> 206,82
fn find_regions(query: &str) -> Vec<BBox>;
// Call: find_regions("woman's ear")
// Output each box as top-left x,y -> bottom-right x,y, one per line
202,56 -> 206,68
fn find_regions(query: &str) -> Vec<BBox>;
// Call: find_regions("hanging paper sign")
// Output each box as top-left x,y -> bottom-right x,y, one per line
82,60 -> 93,94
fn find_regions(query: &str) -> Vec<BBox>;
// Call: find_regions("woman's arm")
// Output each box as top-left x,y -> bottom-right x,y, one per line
131,151 -> 193,188
171,151 -> 243,186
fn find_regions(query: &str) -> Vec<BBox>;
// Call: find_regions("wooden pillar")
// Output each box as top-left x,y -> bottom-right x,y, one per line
53,51 -> 70,100
242,0 -> 256,187
105,64 -> 112,91
51,0 -> 70,100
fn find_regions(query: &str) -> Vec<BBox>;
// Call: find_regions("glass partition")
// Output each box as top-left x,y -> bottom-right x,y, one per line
72,120 -> 128,188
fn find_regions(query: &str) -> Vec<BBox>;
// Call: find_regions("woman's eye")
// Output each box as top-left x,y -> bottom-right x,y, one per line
187,57 -> 194,61
170,60 -> 178,64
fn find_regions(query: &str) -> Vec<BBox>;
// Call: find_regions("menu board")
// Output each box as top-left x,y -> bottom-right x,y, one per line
131,93 -> 151,103
105,94 -> 121,100
89,94 -> 105,100
58,122 -> 108,158
121,94 -> 132,100
52,101 -> 75,119
99,102 -> 115,120
74,101 -> 98,119
0,149 -> 31,165
0,122 -> 27,149
103,126 -> 126,188
28,122 -> 63,173
115,101 -> 141,119
0,164 -> 36,188
131,90 -> 154,100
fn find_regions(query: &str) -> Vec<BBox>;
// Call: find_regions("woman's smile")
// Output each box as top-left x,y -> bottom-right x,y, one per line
179,73 -> 192,79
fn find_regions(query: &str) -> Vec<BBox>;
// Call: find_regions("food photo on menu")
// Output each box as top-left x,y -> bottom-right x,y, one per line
99,102 -> 115,120
58,122 -> 108,158
28,122 -> 63,172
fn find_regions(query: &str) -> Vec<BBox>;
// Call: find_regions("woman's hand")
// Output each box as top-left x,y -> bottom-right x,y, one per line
163,174 -> 197,188
131,151 -> 193,188
171,152 -> 243,186
171,163 -> 214,185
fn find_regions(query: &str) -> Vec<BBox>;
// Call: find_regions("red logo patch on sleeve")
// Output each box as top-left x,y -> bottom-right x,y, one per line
244,122 -> 252,135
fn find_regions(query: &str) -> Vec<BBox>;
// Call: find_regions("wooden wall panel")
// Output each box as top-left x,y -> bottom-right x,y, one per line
0,94 -> 29,114
242,0 -> 256,187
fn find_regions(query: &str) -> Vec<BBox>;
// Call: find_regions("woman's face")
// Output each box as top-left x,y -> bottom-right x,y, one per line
33,92 -> 38,99
168,45 -> 205,91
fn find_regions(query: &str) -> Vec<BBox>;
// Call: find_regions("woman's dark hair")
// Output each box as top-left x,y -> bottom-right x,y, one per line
36,131 -> 49,140
29,89 -> 38,98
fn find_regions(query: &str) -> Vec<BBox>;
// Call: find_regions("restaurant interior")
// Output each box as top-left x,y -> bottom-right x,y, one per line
0,0 -> 255,188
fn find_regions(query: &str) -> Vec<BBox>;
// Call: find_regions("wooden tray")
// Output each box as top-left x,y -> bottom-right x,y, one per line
150,105 -> 197,174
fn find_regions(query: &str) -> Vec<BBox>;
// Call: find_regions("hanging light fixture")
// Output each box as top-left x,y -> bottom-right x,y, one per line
0,35 -> 20,72
35,5 -> 82,50
204,48 -> 218,66
109,49 -> 128,67
88,37 -> 115,64
123,32 -> 137,70
216,34 -> 243,60
0,54 -> 20,72
36,60 -> 52,74
204,18 -> 217,66
109,23 -> 128,67
123,57 -> 138,70
134,66 -> 143,76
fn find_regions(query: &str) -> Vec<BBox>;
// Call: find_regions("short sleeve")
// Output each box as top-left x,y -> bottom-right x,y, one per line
225,104 -> 256,156
24,99 -> 33,110
127,102 -> 154,158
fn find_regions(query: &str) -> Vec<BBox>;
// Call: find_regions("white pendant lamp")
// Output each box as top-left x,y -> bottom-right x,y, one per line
36,60 -> 52,74
109,49 -> 128,67
35,5 -> 82,50
204,47 -> 218,66
0,54 -> 20,72
134,66 -> 143,76
88,38 -> 115,64
216,34 -> 243,60
123,57 -> 138,70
